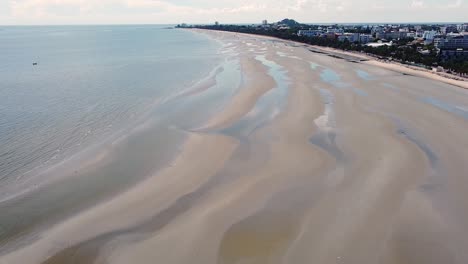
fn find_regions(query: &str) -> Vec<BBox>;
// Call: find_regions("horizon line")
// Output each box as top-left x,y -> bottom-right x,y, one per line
1,21 -> 468,27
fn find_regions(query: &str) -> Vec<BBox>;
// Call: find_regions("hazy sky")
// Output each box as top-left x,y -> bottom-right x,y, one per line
0,0 -> 466,25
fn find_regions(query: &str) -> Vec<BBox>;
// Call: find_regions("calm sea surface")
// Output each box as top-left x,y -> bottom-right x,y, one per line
0,25 -> 240,246
0,25 -> 220,196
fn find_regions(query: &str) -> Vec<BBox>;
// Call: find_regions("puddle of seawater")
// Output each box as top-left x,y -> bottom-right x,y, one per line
220,55 -> 289,140
352,87 -> 368,97
396,127 -> 438,168
393,118 -> 441,194
420,97 -> 468,120
355,69 -> 374,81
164,58 -> 242,130
276,51 -> 301,60
310,62 -> 320,70
277,51 -> 287,57
309,89 -> 344,162
320,68 -> 340,83
382,83 -> 399,90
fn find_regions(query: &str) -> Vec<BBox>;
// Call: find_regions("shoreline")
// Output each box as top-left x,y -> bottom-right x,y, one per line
0,29 -> 230,254
2,27 -> 468,264
192,29 -> 468,89
0,29 -> 275,264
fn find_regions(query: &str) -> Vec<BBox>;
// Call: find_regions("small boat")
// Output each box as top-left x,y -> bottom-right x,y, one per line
33,62 -> 38,66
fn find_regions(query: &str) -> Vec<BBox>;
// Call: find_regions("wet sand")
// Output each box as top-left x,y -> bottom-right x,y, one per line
2,30 -> 468,264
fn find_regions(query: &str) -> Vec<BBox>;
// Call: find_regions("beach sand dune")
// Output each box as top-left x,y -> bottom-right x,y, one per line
2,30 -> 468,264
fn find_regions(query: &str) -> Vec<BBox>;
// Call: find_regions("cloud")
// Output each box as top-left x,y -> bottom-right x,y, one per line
447,0 -> 463,8
10,0 -> 115,17
410,0 -> 424,8
3,0 -> 468,24
9,0 -> 267,19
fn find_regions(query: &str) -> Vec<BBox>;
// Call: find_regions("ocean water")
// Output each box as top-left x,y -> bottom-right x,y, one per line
0,25 -> 239,245
0,25 -> 218,194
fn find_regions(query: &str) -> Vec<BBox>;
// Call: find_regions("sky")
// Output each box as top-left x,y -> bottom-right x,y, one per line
0,0 -> 466,25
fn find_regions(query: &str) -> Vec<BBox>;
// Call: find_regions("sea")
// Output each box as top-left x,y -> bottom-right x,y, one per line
0,25 -> 240,247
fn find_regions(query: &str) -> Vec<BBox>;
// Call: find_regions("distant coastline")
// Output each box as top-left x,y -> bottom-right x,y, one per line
188,28 -> 468,89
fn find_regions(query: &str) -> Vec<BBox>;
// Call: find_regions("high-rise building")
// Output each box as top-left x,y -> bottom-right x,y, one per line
457,24 -> 468,32
435,33 -> 468,50
441,26 -> 458,34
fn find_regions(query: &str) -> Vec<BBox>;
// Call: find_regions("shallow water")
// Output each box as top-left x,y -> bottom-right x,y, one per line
320,68 -> 341,83
0,25 -> 221,199
420,97 -> 468,120
0,26 -> 240,248
220,55 -> 289,140
355,69 -> 374,81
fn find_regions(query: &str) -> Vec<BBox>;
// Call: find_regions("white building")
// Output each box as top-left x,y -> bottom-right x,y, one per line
298,29 -> 322,37
366,40 -> 393,47
337,33 -> 373,44
422,30 -> 437,44
327,28 -> 344,34
337,33 -> 360,42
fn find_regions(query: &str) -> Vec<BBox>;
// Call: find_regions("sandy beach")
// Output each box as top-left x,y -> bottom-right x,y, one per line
1,29 -> 468,264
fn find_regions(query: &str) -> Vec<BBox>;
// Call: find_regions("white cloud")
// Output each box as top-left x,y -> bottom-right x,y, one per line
2,0 -> 468,24
410,0 -> 424,8
448,0 -> 463,8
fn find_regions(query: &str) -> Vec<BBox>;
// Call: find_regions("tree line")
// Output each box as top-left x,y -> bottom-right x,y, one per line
190,24 -> 468,75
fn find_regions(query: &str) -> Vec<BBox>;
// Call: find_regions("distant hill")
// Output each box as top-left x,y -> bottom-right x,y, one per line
277,18 -> 301,27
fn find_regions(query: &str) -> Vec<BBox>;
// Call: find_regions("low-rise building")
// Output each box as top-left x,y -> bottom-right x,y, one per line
359,34 -> 373,43
406,32 -> 416,38
371,26 -> 384,35
376,31 -> 406,40
298,29 -> 323,37
337,33 -> 360,42
327,28 -> 344,34
416,30 -> 424,38
325,32 -> 337,39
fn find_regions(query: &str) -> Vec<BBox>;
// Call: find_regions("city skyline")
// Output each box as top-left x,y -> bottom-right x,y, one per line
0,0 -> 467,25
